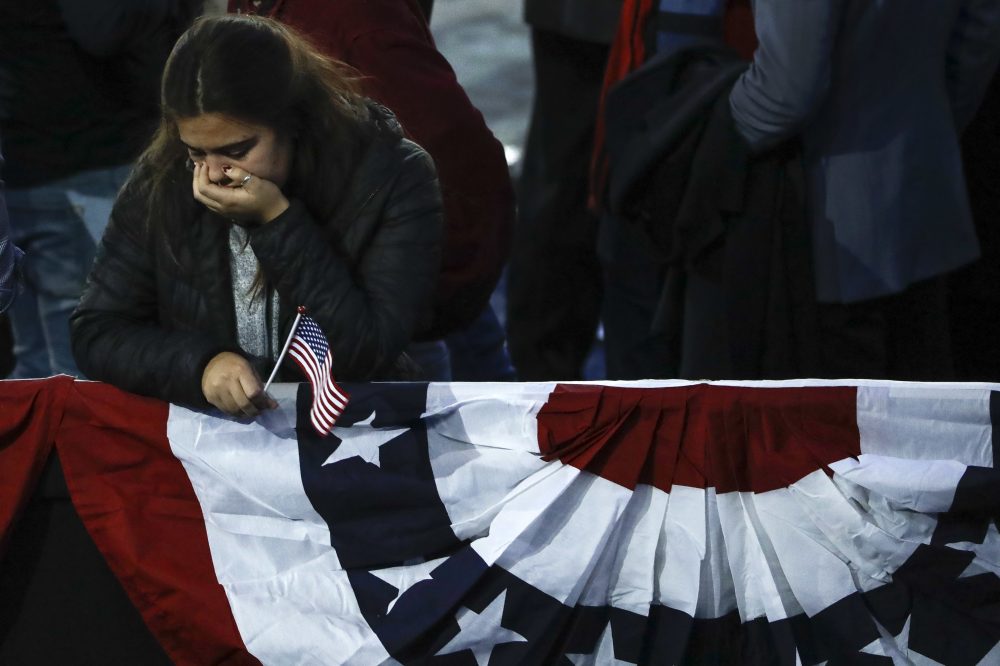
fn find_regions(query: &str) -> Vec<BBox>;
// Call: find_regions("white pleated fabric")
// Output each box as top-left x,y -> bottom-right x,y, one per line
165,380 -> 999,665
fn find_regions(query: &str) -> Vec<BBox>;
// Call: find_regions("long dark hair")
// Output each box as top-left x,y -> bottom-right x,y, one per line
132,14 -> 372,264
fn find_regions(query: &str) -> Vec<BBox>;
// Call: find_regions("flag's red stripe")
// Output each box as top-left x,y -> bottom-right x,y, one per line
314,370 -> 346,413
312,398 -> 340,432
314,350 -> 347,409
537,384 -> 861,494
55,382 -> 258,666
288,346 -> 343,433
289,342 -> 322,385
312,392 -> 338,428
310,379 -> 341,425
288,326 -> 348,436
320,388 -> 346,415
328,387 -> 348,408
322,380 -> 348,409
323,351 -> 349,406
289,344 -> 335,410
288,346 -> 334,419
288,345 -> 346,428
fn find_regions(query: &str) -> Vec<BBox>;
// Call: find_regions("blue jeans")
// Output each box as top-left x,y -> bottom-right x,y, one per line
445,304 -> 517,381
405,340 -> 453,382
5,164 -> 132,378
405,305 -> 517,382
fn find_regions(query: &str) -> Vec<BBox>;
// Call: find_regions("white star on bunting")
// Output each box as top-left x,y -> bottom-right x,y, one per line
367,557 -> 445,614
322,411 -> 409,468
565,620 -> 633,665
434,589 -> 527,666
977,637 -> 1000,665
952,521 -> 1000,579
861,615 -> 916,662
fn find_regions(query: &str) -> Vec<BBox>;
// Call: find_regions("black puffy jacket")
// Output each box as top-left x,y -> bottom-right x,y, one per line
71,112 -> 442,408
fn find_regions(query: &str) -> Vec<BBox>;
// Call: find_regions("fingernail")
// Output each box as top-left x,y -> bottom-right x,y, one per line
223,165 -> 232,173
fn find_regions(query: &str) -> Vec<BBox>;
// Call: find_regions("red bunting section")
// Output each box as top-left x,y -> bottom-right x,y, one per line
537,383 -> 861,493
0,376 -> 73,556
54,382 -> 257,666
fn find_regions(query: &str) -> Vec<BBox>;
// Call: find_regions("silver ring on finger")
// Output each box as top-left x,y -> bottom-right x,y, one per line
240,174 -> 252,188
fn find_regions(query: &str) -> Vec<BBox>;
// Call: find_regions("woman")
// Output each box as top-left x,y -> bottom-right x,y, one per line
71,15 -> 443,417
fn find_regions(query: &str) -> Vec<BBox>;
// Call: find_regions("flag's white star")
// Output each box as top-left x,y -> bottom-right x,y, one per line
861,615 -> 913,661
977,637 -> 1000,665
951,521 -> 1000,579
565,621 -> 633,665
322,411 -> 409,468
435,589 -> 527,665
368,557 -> 444,614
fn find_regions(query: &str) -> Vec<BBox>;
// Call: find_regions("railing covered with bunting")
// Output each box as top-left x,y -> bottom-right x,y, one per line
2,377 -> 999,664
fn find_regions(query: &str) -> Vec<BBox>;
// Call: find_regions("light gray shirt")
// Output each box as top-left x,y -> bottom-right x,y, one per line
229,225 -> 280,360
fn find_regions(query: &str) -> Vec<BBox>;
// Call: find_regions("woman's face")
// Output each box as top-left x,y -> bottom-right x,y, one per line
177,113 -> 294,188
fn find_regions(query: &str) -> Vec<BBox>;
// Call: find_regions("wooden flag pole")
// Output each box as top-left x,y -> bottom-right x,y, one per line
264,305 -> 306,392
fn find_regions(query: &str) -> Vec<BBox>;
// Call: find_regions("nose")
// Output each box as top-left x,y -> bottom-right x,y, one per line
203,155 -> 231,184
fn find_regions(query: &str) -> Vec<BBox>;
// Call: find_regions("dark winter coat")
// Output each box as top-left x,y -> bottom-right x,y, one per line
71,113 -> 442,409
603,40 -> 818,378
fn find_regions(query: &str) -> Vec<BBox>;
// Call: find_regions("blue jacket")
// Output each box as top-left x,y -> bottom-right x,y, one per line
730,0 -> 1000,302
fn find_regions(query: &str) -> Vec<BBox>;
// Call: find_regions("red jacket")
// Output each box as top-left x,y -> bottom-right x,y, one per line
230,0 -> 514,338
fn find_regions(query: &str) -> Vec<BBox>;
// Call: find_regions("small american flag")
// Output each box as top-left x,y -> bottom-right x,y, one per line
287,314 -> 349,435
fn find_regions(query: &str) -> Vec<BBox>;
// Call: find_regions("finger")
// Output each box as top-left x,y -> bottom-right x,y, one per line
239,370 -> 273,412
198,185 -> 245,220
192,163 -> 221,209
191,162 -> 202,200
195,161 -> 228,199
205,392 -> 228,414
211,390 -> 241,417
201,173 -> 247,209
229,384 -> 260,418
223,165 -> 252,189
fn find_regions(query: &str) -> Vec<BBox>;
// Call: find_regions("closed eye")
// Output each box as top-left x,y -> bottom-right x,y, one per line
182,137 -> 258,160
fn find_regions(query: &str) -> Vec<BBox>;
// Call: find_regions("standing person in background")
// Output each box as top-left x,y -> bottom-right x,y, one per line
0,139 -> 23,314
505,0 -> 622,381
229,0 -> 516,381
592,0 -> 757,380
729,0 -> 1000,380
0,1 -> 200,378
950,71 -> 1000,381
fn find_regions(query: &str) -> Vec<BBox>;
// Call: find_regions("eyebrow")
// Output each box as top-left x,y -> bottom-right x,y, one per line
180,137 -> 258,153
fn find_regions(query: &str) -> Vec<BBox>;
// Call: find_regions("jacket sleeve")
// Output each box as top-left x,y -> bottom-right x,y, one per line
248,140 -> 443,379
729,0 -> 845,152
71,185 -> 239,408
947,0 -> 1000,132
342,19 -> 514,336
